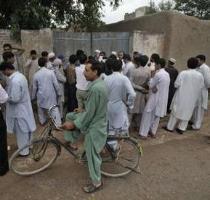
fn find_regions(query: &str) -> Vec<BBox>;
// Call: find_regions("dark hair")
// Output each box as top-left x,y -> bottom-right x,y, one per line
30,50 -> 37,55
41,51 -> 48,57
69,54 -> 77,64
87,60 -> 102,76
78,54 -> 87,64
0,62 -> 15,71
187,57 -> 198,69
123,54 -> 131,61
196,55 -> 206,62
2,52 -> 14,61
112,60 -> 122,72
100,51 -> 106,57
88,55 -> 95,61
134,55 -> 149,67
151,53 -> 160,64
76,49 -> 84,57
38,57 -> 47,67
3,43 -> 12,49
158,58 -> 166,68
109,54 -> 117,60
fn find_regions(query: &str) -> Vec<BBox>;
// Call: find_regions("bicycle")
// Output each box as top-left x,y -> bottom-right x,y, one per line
9,105 -> 143,177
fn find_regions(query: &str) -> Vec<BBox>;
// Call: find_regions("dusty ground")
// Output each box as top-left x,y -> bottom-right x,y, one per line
1,112 -> 210,200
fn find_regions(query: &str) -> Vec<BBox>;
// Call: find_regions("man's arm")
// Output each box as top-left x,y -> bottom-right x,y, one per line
0,84 -> 8,104
7,81 -> 23,103
124,77 -> 136,110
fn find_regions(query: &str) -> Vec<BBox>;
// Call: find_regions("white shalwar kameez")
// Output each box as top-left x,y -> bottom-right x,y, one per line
167,69 -> 204,131
6,72 -> 36,155
192,63 -> 210,129
32,67 -> 61,126
139,68 -> 170,137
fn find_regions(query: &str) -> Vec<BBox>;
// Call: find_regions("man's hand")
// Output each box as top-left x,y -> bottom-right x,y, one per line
61,121 -> 75,130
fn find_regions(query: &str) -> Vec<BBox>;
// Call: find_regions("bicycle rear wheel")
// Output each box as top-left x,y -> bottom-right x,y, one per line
101,137 -> 141,177
9,139 -> 60,176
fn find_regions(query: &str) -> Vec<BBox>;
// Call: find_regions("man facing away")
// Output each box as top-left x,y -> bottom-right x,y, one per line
32,57 -> 62,126
164,57 -> 204,134
104,59 -> 136,135
191,55 -> 210,130
139,58 -> 170,139
0,62 -> 36,156
61,60 -> 108,193
75,54 -> 90,110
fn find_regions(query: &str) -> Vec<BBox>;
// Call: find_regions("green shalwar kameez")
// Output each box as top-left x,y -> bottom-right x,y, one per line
64,78 -> 108,184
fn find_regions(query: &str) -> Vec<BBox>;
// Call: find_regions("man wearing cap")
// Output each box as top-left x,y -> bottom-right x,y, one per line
165,58 -> 179,113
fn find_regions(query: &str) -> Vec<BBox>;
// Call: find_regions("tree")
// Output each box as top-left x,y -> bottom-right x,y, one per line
174,0 -> 210,20
0,0 -> 122,32
146,0 -> 174,15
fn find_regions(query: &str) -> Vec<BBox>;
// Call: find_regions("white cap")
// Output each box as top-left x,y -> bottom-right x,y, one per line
169,58 -> 176,64
111,51 -> 117,56
48,52 -> 55,59
53,58 -> 62,66
95,49 -> 100,54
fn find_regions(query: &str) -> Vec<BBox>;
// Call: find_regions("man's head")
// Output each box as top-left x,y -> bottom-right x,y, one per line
112,59 -> 122,72
38,57 -> 47,68
168,58 -> 176,66
2,52 -> 15,64
69,54 -> 78,64
150,53 -> 160,64
187,57 -> 199,69
118,51 -> 124,60
123,54 -> 131,63
48,52 -> 56,62
84,60 -> 102,81
76,49 -> 84,57
156,58 -> 166,70
30,50 -> 37,60
3,43 -> 12,52
196,55 -> 206,66
41,51 -> 48,59
134,55 -> 149,67
79,54 -> 87,65
0,62 -> 15,76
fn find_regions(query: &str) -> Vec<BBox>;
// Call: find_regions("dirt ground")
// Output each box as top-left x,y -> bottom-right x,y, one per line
1,112 -> 210,200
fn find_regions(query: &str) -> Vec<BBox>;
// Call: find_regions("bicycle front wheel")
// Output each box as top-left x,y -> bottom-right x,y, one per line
9,139 -> 60,176
101,138 -> 141,177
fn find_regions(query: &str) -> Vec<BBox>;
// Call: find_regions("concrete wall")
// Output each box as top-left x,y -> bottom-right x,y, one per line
0,30 -> 21,56
132,31 -> 165,58
21,28 -> 53,58
105,11 -> 210,70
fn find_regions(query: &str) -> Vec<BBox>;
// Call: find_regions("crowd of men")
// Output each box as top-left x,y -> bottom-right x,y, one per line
0,43 -> 210,193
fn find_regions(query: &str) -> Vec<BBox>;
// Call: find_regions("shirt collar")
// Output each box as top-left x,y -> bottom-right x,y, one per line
9,71 -> 18,79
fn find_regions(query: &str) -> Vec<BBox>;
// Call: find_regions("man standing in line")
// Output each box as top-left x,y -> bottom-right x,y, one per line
0,62 -> 36,156
62,60 -> 107,193
32,58 -> 61,126
191,55 -> 210,130
139,58 -> 170,139
165,58 -> 179,114
104,59 -> 136,136
164,57 -> 204,134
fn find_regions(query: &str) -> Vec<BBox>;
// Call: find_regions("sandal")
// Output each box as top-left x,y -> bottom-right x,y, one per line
83,182 -> 103,193
64,142 -> 78,151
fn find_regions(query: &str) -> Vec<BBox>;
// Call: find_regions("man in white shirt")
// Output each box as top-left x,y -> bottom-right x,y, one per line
191,55 -> 210,130
139,58 -> 170,139
0,62 -> 36,156
165,57 -> 204,134
75,54 -> 89,109
122,54 -> 135,78
32,57 -> 62,126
